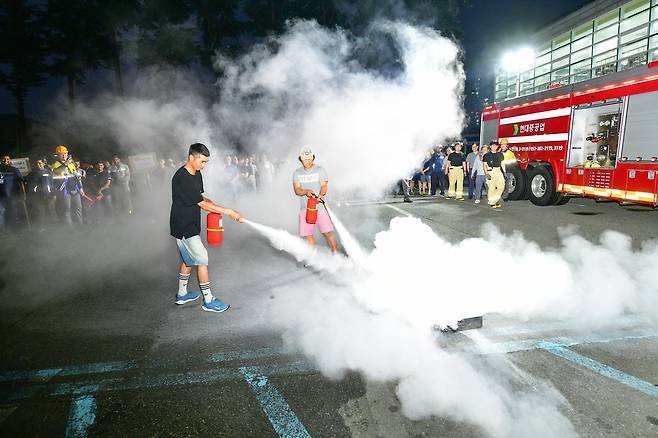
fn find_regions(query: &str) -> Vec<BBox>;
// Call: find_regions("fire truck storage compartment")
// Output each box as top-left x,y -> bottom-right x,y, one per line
621,90 -> 658,162
567,100 -> 623,169
620,90 -> 658,202
480,117 -> 498,147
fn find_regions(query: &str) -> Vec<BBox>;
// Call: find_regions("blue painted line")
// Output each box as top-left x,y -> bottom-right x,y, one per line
457,331 -> 658,355
0,346 -> 289,384
65,395 -> 96,438
209,346 -> 283,363
240,366 -> 311,438
51,368 -> 240,397
0,361 -> 136,383
539,342 -> 658,399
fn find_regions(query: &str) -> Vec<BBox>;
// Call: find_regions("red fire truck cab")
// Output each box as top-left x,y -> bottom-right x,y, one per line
481,62 -> 658,207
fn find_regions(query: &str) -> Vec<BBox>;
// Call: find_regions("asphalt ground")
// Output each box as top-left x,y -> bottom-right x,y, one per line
1,192 -> 657,437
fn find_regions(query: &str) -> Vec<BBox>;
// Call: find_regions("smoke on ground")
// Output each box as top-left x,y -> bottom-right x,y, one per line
246,212 -> 657,436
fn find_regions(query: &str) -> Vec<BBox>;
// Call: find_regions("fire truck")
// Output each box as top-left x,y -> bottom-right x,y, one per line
481,61 -> 658,207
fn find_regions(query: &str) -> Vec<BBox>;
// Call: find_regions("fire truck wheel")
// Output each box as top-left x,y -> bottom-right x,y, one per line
555,194 -> 571,205
528,166 -> 557,206
506,164 -> 527,201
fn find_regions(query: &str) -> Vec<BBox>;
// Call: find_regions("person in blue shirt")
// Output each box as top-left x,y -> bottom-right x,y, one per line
429,146 -> 446,196
0,155 -> 25,231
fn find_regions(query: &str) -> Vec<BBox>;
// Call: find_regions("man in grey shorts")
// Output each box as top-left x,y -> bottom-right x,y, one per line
170,143 -> 243,313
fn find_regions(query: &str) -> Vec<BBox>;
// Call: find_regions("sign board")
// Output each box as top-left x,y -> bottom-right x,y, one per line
10,157 -> 31,177
128,153 -> 157,172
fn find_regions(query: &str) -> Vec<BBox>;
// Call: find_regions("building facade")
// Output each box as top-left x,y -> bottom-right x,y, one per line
495,0 -> 658,101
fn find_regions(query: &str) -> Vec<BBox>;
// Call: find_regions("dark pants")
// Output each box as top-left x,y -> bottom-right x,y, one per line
28,195 -> 52,228
430,173 -> 445,195
0,196 -> 18,229
55,192 -> 82,225
113,184 -> 133,214
468,174 -> 477,199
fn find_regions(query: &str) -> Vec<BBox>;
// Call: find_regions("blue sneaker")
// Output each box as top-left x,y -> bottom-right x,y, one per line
202,298 -> 230,313
175,291 -> 200,305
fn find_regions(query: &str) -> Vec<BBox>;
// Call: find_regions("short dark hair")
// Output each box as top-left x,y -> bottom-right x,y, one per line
189,143 -> 210,157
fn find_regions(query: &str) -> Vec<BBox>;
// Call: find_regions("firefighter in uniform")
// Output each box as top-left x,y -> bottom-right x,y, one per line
483,141 -> 506,208
499,138 -> 517,201
50,145 -> 83,225
446,143 -> 467,200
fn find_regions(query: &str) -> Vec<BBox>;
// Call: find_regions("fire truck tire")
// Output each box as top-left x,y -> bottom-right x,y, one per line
506,164 -> 527,201
528,166 -> 557,206
555,194 -> 571,205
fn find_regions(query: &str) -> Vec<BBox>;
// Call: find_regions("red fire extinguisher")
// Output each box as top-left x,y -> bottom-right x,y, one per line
207,212 -> 223,246
306,197 -> 318,224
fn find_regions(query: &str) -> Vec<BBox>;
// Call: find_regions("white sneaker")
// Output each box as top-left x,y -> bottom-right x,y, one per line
475,199 -> 480,204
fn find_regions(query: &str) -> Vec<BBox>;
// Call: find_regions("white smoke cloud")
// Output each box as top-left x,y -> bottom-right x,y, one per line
214,19 -> 464,198
246,213 -> 658,436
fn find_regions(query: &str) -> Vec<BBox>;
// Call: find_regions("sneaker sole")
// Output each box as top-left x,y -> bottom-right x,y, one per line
175,295 -> 200,305
202,304 -> 230,313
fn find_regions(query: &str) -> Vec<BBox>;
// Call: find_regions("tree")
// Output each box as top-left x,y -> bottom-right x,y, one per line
45,0 -> 115,106
0,0 -> 49,151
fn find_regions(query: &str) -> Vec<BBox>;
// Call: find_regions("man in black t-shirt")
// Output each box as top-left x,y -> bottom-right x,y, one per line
446,143 -> 467,200
170,143 -> 243,313
483,141 -> 506,208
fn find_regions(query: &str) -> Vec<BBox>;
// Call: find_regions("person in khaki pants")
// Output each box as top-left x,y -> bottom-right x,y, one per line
446,143 -> 467,200
483,141 -> 506,209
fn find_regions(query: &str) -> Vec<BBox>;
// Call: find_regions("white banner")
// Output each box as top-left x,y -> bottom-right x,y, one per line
128,153 -> 157,172
11,157 -> 31,177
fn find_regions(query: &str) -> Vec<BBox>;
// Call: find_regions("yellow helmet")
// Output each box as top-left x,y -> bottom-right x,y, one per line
55,145 -> 69,154
499,138 -> 509,145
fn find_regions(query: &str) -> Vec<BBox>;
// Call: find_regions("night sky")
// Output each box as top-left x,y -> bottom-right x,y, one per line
460,0 -> 594,111
2,0 -> 596,122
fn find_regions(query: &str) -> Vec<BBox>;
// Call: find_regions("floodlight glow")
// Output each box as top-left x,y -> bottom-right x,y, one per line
500,47 -> 535,73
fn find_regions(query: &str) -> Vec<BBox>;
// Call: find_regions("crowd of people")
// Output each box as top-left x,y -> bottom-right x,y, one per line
0,146 -> 169,233
0,146 -> 288,234
402,139 -> 516,208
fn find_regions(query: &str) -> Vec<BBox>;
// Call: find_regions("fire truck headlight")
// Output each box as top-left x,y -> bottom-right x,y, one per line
635,156 -> 642,162
651,157 -> 657,162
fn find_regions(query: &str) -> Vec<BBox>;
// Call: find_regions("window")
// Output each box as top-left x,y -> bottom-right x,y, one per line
572,35 -> 592,52
620,25 -> 648,44
568,102 -> 623,168
535,73 -> 550,90
553,31 -> 571,49
593,49 -> 617,65
571,46 -> 592,63
650,48 -> 658,61
535,63 -> 551,76
620,38 -> 648,58
593,49 -> 617,77
651,34 -> 658,49
620,9 -> 650,33
535,52 -> 550,67
537,41 -> 551,56
622,0 -> 650,18
573,22 -> 593,40
552,57 -> 569,70
618,39 -> 648,70
552,45 -> 570,60
594,24 -> 619,42
507,84 -> 517,98
520,80 -> 534,96
595,10 -> 620,30
651,8 -> 658,34
571,59 -> 591,83
551,67 -> 570,84
594,37 -> 619,55
571,58 -> 592,74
